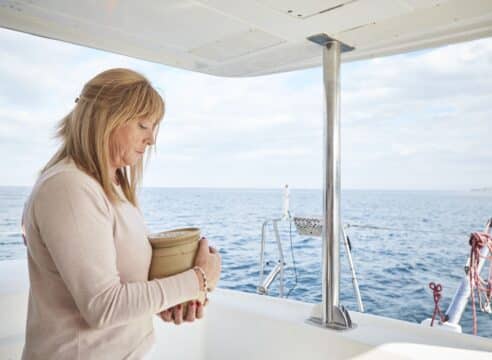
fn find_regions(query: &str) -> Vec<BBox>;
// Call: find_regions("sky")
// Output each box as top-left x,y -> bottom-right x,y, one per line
0,28 -> 491,190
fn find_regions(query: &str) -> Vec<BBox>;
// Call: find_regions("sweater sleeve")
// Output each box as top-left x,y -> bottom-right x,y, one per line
33,172 -> 199,329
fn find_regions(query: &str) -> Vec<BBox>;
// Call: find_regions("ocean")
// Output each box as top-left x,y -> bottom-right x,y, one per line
1,186 -> 492,338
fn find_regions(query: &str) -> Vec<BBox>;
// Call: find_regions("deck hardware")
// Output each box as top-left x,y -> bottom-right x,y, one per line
307,33 -> 354,52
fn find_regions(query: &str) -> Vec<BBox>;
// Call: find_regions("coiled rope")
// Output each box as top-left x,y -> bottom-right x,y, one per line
468,232 -> 492,335
429,282 -> 446,326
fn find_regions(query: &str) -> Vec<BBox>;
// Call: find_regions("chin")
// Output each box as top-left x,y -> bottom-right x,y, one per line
128,158 -> 142,167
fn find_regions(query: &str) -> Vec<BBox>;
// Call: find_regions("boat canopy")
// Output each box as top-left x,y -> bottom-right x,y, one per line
1,0 -> 492,77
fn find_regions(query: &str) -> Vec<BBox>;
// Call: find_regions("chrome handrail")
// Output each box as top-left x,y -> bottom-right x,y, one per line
258,214 -> 364,314
258,217 -> 287,296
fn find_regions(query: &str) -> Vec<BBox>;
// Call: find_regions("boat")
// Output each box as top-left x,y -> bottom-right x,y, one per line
1,1 -> 492,358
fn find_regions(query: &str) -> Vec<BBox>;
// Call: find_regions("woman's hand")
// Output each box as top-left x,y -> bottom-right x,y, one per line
159,237 -> 220,325
193,237 -> 221,291
160,300 -> 204,325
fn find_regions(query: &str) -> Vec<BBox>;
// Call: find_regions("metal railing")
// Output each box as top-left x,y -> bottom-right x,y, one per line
257,204 -> 364,313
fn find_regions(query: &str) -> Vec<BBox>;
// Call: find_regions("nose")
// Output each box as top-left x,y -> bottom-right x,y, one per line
146,129 -> 155,146
148,134 -> 155,146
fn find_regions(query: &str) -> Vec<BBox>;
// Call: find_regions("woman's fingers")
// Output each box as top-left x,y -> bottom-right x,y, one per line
198,237 -> 209,252
172,304 -> 183,325
196,301 -> 204,319
162,301 -> 205,324
161,309 -> 172,322
184,301 -> 196,322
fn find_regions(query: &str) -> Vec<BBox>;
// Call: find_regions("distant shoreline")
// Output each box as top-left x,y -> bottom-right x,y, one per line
471,187 -> 492,192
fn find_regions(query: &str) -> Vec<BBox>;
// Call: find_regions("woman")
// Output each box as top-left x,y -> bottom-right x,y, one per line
21,68 -> 221,359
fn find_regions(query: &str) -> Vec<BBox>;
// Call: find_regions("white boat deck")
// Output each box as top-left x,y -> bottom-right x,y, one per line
2,259 -> 492,359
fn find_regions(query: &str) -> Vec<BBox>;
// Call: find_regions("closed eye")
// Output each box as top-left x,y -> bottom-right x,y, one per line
138,123 -> 148,130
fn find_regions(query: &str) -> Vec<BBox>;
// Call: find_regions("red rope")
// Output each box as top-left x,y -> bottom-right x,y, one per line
468,232 -> 492,335
429,282 -> 445,326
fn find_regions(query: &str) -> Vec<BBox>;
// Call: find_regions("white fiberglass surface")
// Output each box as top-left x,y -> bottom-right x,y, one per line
1,260 -> 491,359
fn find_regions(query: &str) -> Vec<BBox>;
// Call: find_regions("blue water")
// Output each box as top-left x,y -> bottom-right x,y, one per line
1,186 -> 492,338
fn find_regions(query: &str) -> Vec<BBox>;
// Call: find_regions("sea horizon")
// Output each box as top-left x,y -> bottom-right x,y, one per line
0,185 -> 490,193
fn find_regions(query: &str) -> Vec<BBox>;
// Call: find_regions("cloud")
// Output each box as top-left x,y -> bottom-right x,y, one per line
0,27 -> 491,189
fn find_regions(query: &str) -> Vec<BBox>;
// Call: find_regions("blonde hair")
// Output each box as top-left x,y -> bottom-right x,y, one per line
42,68 -> 164,206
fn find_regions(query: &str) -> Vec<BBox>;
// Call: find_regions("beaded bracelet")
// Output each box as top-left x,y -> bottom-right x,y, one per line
193,266 -> 209,304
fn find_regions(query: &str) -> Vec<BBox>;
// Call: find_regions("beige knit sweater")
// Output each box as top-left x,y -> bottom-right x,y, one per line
21,158 -> 199,359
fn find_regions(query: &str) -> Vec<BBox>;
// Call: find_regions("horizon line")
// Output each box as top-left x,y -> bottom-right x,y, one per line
0,184 -> 485,192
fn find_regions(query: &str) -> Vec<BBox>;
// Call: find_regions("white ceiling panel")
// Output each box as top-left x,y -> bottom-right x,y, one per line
189,29 -> 284,62
3,0 -> 253,51
298,0 -> 412,36
1,0 -> 491,77
209,40 -> 321,76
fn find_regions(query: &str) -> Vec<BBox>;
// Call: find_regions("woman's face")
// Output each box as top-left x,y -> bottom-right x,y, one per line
109,118 -> 156,169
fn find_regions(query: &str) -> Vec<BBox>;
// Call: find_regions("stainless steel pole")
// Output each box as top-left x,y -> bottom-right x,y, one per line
322,40 -> 342,326
307,34 -> 354,330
